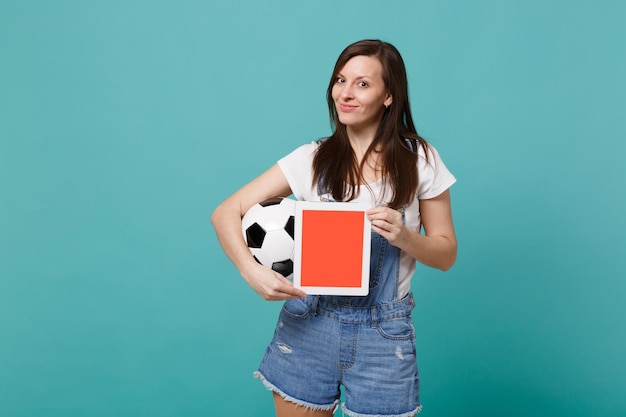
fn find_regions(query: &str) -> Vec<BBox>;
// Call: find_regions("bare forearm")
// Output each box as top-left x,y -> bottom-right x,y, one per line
367,191 -> 457,271
210,200 -> 259,280
210,164 -> 306,300
395,227 -> 457,271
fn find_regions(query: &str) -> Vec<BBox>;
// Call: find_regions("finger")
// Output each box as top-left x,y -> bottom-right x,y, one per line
268,288 -> 306,301
371,221 -> 391,234
281,285 -> 307,299
366,207 -> 386,217
264,285 -> 302,301
368,207 -> 400,222
368,212 -> 386,223
275,275 -> 307,298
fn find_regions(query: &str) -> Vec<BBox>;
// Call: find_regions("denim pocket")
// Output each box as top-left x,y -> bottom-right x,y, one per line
281,297 -> 313,320
376,317 -> 415,340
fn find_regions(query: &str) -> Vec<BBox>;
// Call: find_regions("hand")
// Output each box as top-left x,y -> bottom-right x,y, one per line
367,207 -> 406,245
242,262 -> 307,301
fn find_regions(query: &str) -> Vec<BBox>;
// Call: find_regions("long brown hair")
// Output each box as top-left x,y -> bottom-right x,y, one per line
312,39 -> 428,208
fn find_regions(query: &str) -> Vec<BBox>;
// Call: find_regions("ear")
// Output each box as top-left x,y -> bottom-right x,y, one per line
384,93 -> 393,108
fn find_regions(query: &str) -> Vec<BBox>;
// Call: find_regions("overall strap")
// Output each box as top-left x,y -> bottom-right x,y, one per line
404,137 -> 419,153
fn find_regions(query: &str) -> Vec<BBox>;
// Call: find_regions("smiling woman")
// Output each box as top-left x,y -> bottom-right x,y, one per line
331,55 -> 393,140
211,39 -> 457,417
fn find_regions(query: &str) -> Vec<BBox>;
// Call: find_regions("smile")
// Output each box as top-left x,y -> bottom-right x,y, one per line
339,103 -> 358,111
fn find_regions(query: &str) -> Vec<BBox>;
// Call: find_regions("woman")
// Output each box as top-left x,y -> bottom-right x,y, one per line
212,39 -> 456,417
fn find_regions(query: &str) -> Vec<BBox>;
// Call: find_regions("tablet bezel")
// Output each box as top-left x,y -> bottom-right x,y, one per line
293,201 -> 371,295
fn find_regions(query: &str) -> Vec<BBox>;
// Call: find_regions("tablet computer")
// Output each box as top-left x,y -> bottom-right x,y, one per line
293,201 -> 371,295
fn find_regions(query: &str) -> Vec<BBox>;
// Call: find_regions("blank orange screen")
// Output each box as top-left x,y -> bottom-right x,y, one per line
300,210 -> 364,287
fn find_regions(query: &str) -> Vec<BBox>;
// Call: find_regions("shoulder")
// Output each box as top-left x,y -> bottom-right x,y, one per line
298,140 -> 322,154
279,141 -> 319,163
416,142 -> 443,168
281,142 -> 319,160
277,139 -> 322,174
277,140 -> 321,201
416,143 -> 456,199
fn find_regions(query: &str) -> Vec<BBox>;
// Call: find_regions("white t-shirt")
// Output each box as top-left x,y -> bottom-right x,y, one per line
277,141 -> 456,297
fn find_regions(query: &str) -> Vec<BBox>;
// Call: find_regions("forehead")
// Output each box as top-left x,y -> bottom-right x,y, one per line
338,55 -> 383,78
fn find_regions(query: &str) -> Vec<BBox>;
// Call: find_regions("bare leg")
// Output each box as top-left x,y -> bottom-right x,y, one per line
273,392 -> 335,417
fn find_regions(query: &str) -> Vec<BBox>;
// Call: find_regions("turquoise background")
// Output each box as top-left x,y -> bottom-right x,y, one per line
1,1 -> 625,416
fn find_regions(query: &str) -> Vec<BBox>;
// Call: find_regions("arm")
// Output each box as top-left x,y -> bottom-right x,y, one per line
211,164 -> 308,300
367,189 -> 457,271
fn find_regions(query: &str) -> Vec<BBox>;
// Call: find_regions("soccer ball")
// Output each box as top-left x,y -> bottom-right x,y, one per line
242,197 -> 296,279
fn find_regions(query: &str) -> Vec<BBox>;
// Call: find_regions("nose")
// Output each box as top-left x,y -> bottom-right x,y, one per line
339,83 -> 354,100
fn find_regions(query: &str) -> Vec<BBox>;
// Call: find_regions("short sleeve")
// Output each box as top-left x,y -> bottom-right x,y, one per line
277,142 -> 318,201
416,144 -> 456,199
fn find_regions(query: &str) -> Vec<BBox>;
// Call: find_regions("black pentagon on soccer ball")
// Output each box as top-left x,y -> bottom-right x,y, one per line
284,216 -> 295,239
245,222 -> 266,248
272,259 -> 293,277
259,197 -> 283,207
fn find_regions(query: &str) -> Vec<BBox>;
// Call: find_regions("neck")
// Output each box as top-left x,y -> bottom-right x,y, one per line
346,124 -> 379,158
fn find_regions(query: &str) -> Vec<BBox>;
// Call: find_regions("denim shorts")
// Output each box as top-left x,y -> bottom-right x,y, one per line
254,293 -> 421,417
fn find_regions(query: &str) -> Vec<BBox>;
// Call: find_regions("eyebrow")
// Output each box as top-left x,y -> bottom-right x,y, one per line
336,72 -> 374,80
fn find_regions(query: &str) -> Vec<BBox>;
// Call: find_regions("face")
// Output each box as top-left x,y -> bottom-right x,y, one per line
331,55 -> 392,134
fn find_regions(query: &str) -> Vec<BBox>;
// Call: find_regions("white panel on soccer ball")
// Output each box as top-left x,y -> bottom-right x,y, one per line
242,197 -> 296,277
261,230 -> 294,261
257,207 -> 289,231
249,247 -> 272,268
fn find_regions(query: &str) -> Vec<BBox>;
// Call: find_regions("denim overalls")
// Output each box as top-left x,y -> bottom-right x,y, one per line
254,173 -> 421,417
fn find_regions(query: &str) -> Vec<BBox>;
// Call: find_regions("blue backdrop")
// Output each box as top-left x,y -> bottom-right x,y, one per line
1,1 -> 625,416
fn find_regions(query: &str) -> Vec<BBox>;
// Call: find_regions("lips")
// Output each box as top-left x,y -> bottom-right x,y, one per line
339,103 -> 358,112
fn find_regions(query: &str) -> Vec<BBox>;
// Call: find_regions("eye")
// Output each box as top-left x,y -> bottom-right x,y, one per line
335,76 -> 345,84
358,81 -> 368,87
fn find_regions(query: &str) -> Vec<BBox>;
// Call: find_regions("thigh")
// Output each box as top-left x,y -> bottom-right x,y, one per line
273,393 -> 335,417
